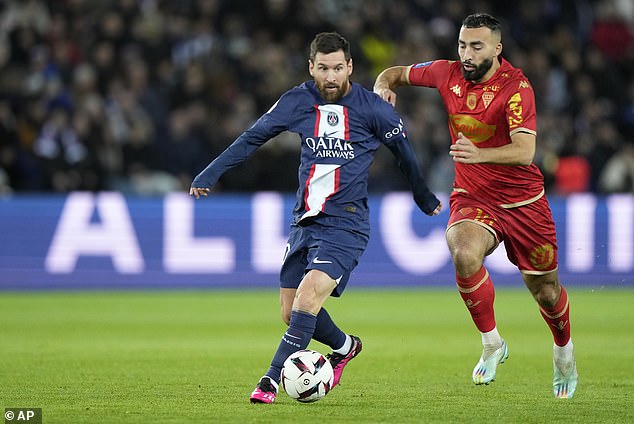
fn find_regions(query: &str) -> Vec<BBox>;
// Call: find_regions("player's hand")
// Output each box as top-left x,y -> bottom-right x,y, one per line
189,187 -> 210,199
427,202 -> 442,216
449,132 -> 481,164
374,87 -> 398,107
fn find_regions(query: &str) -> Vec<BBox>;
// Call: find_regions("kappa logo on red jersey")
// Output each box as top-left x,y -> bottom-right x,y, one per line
450,84 -> 462,97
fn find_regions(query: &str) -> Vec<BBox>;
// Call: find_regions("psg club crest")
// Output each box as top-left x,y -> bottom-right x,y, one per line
327,112 -> 339,126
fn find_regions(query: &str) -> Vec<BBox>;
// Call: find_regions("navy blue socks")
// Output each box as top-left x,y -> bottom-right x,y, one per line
312,308 -> 347,351
266,310 -> 317,383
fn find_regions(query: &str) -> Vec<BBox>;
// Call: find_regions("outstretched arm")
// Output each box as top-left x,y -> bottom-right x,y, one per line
190,92 -> 295,198
373,66 -> 412,106
189,132 -> 267,198
189,113 -> 287,198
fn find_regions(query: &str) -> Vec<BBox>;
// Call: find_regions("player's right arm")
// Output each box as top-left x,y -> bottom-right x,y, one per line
189,92 -> 297,199
189,128 -> 270,198
373,65 -> 412,106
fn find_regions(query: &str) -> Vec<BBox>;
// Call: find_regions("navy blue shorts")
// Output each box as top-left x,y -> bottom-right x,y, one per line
279,215 -> 369,297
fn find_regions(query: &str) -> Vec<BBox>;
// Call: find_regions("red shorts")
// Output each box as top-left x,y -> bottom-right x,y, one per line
448,191 -> 558,274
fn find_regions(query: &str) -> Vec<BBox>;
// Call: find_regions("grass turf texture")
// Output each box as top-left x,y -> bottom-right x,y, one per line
1,288 -> 633,423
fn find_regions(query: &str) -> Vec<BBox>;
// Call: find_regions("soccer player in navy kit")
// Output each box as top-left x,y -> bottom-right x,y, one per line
190,32 -> 442,404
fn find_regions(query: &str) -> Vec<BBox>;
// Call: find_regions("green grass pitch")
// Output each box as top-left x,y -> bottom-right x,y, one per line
1,288 -> 633,423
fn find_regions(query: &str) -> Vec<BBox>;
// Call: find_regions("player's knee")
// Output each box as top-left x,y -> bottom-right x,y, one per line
293,286 -> 319,314
534,285 -> 559,308
525,274 -> 560,307
450,245 -> 483,276
293,270 -> 335,312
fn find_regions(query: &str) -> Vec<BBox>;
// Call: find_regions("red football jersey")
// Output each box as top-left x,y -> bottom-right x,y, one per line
408,58 -> 545,207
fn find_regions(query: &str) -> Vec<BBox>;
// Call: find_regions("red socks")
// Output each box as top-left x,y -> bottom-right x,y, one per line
540,285 -> 571,347
457,266 -> 571,347
456,266 -> 496,333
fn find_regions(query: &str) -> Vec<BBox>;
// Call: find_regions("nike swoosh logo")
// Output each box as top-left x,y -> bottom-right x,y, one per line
323,131 -> 338,137
313,257 -> 332,264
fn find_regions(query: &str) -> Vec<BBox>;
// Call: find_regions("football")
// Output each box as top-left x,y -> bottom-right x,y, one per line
281,349 -> 334,402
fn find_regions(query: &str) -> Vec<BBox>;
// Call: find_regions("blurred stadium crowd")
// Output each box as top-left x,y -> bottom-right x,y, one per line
0,0 -> 632,195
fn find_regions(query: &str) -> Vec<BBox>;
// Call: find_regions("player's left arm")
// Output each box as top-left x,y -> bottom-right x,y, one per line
449,130 -> 535,166
376,108 -> 441,215
370,94 -> 441,215
387,137 -> 442,216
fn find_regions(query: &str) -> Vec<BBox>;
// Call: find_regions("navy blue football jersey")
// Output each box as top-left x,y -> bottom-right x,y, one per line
192,80 -> 438,225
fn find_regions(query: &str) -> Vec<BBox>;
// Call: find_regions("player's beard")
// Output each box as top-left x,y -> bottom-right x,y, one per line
318,79 -> 349,103
461,57 -> 493,82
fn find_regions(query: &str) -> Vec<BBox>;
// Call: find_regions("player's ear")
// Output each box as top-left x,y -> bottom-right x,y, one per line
347,58 -> 353,76
496,42 -> 503,57
308,60 -> 314,77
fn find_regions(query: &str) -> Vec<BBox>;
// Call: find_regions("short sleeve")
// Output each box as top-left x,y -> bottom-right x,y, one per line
506,78 -> 537,136
408,60 -> 451,88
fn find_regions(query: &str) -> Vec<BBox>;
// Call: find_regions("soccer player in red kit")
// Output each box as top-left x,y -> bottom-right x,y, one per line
374,13 -> 578,398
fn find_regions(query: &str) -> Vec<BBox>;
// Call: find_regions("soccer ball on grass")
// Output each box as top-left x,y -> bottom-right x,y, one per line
281,349 -> 334,402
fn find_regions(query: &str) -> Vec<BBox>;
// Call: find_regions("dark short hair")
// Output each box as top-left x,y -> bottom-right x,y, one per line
462,13 -> 501,36
309,32 -> 351,62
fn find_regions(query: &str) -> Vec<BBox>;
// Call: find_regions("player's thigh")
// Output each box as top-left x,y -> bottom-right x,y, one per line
447,192 -> 500,259
280,219 -> 368,297
306,225 -> 368,297
502,196 -> 558,273
280,225 -> 310,290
